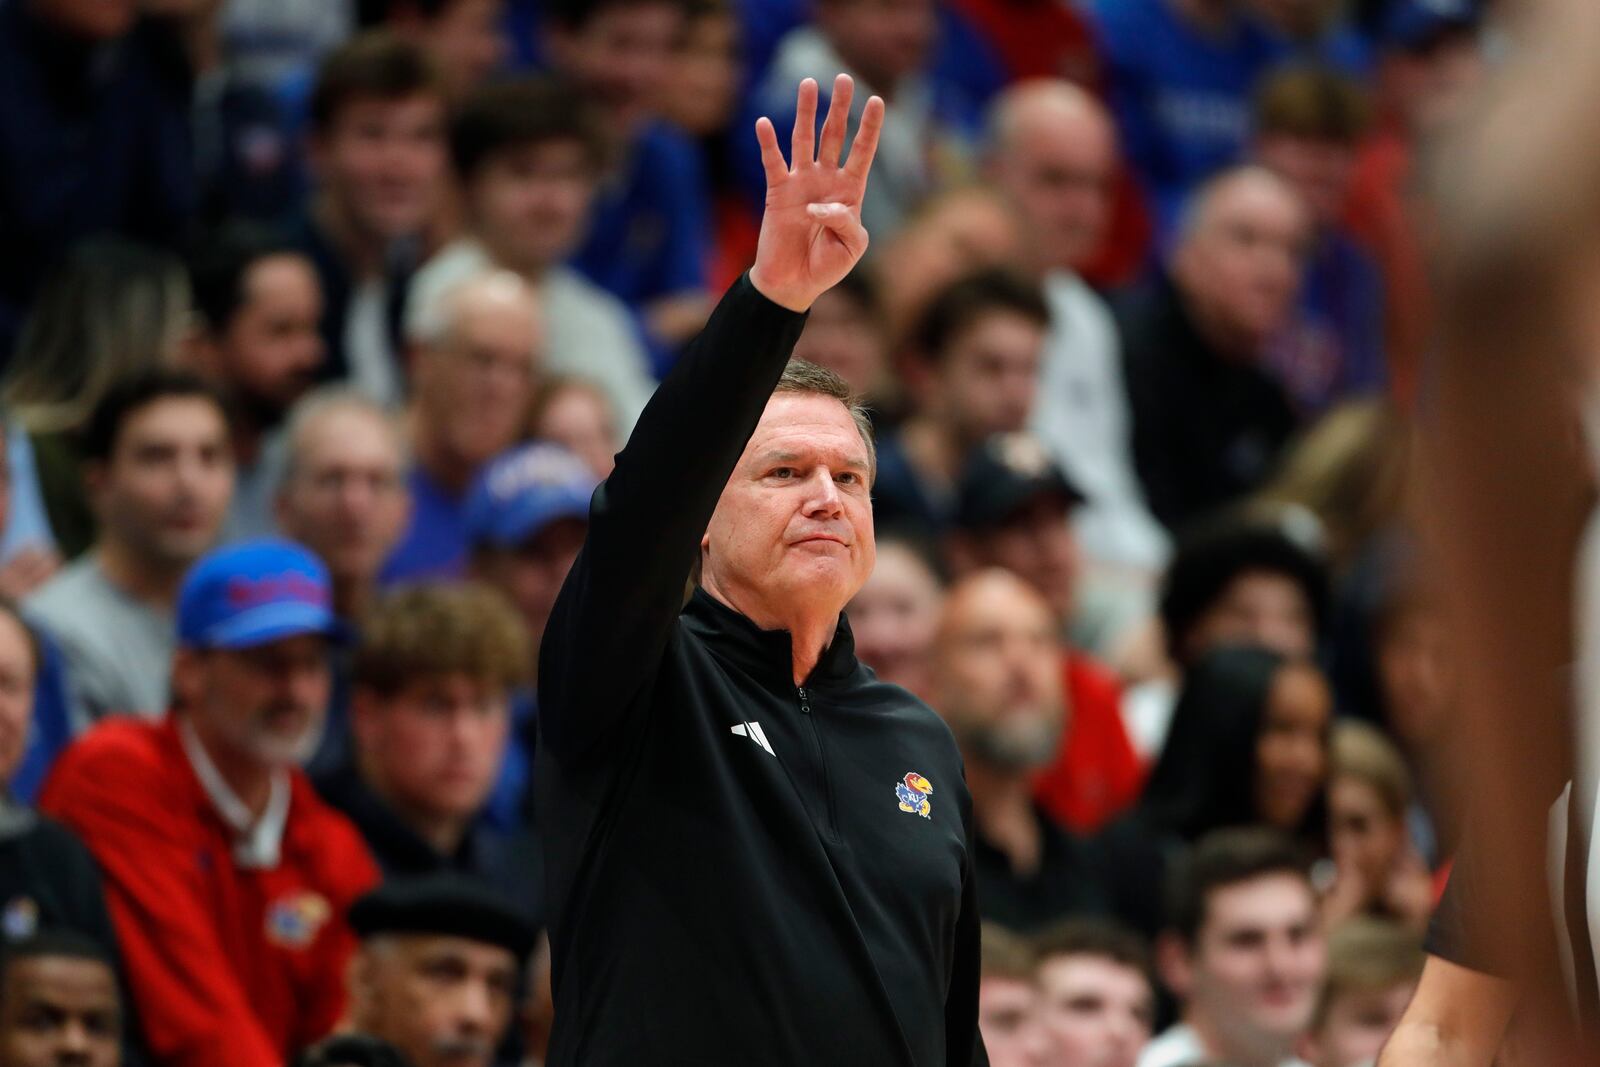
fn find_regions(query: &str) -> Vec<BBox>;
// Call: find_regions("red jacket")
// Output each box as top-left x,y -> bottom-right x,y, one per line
40,718 -> 379,1067
1033,653 -> 1148,834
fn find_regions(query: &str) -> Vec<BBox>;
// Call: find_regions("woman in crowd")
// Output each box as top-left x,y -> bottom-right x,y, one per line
1324,719 -> 1435,930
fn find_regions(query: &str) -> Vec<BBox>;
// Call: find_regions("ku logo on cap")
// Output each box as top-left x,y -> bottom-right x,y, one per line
895,772 -> 933,818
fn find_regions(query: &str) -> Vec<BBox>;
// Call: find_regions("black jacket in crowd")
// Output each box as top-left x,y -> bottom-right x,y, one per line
536,275 -> 987,1066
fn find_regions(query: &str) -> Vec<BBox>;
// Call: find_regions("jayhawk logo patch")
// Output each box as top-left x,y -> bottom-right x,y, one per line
264,892 -> 331,950
896,772 -> 934,818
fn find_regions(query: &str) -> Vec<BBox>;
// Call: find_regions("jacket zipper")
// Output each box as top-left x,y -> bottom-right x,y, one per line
797,686 -> 840,840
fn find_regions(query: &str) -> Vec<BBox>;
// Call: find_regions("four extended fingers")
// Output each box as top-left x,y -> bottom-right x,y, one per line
757,74 -> 884,189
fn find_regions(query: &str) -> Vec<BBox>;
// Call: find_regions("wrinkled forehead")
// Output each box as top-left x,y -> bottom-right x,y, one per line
744,393 -> 873,472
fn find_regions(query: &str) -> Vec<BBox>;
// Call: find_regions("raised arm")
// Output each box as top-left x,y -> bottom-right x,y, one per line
539,75 -> 884,760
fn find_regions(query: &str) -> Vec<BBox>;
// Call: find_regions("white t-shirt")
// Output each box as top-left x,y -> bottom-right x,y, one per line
1137,1022 -> 1310,1067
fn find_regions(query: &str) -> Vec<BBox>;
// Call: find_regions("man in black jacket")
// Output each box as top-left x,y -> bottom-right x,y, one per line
537,74 -> 987,1065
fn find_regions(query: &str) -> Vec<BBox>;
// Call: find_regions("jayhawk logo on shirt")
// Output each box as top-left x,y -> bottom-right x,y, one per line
896,772 -> 933,818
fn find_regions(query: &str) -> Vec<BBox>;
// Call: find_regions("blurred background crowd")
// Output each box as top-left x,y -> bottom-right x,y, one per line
0,0 -> 1500,1065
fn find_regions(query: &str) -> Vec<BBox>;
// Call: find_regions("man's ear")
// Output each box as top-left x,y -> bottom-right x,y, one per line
82,459 -> 110,519
350,689 -> 383,754
343,947 -> 378,1028
1155,930 -> 1195,1002
181,330 -> 224,380
170,648 -> 203,715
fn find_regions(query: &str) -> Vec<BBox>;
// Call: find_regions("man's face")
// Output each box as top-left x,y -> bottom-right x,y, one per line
184,635 -> 331,767
1037,955 -> 1154,1067
1183,569 -> 1315,664
546,2 -> 682,137
91,397 -> 234,570
702,393 -> 876,625
933,572 -> 1063,771
1255,664 -> 1331,833
314,95 -> 448,242
1254,135 -> 1357,229
847,543 -> 943,700
219,255 -> 326,418
472,518 -> 588,658
660,9 -> 741,136
356,936 -> 517,1067
1176,174 -> 1310,353
532,385 -> 617,479
936,310 -> 1044,444
1382,30 -> 1484,136
991,106 -> 1116,272
277,410 -> 410,592
0,956 -> 121,1067
32,0 -> 134,40
416,298 -> 541,472
978,975 -> 1054,1067
817,0 -> 936,93
1306,981 -> 1417,1067
355,673 -> 509,823
791,288 -> 886,396
967,494 -> 1081,622
426,0 -> 508,97
1187,875 -> 1326,1057
0,613 -> 38,788
470,141 -> 597,274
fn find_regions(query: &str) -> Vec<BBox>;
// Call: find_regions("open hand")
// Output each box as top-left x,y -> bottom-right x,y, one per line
748,75 -> 884,313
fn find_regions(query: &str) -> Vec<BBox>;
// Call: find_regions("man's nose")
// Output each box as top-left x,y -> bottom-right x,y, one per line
803,470 -> 844,516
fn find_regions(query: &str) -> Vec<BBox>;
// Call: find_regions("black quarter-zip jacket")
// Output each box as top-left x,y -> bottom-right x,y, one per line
537,274 -> 986,1066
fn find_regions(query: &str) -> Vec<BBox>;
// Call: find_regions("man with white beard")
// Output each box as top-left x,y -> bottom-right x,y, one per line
932,569 -> 1112,931
41,540 -> 379,1067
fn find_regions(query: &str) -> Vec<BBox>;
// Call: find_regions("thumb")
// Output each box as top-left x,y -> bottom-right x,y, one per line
806,202 -> 855,227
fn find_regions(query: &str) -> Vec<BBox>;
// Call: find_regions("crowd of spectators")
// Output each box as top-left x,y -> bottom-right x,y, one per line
0,0 -> 1494,1064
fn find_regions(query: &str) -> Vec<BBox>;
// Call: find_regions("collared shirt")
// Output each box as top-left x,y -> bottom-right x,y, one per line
178,718 -> 290,870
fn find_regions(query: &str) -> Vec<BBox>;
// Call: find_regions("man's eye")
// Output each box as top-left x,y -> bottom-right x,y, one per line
770,468 -> 794,479
837,472 -> 858,484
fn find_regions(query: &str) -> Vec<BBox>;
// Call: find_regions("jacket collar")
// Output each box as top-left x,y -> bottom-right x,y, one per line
682,587 -> 862,691
315,758 -> 485,876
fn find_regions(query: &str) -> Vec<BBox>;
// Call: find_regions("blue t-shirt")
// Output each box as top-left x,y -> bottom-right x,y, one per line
380,466 -> 471,585
1092,0 -> 1287,237
9,633 -> 77,805
568,121 -> 711,340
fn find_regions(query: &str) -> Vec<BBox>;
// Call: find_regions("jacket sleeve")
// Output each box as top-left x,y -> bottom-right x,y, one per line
537,273 -> 807,760
39,752 -> 284,1067
947,782 -> 989,1067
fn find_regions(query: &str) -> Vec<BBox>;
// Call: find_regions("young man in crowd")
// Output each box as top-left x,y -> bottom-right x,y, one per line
463,442 -> 598,829
294,31 -> 450,403
542,0 -> 711,359
978,923 -> 1056,1067
1119,166 -> 1308,532
1301,918 -> 1423,1067
344,874 -> 535,1067
26,373 -> 234,730
409,77 -> 656,433
41,540 -> 380,1067
315,582 -> 533,908
0,931 -> 123,1067
946,435 -> 1147,835
985,80 -> 1168,576
187,224 -> 328,540
933,569 -> 1111,931
1034,919 -> 1156,1067
275,388 -> 413,624
385,271 -> 543,583
1140,828 -> 1327,1067
1252,66 -> 1387,415
875,271 -> 1050,534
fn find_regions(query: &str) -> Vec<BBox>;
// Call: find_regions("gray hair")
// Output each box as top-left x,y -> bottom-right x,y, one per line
406,268 -> 535,349
774,358 -> 876,483
280,385 -> 409,483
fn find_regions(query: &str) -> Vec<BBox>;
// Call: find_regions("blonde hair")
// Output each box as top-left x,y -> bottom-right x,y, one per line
1331,720 -> 1413,819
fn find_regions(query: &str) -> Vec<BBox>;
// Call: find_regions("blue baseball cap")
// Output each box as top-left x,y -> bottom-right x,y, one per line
178,539 -> 344,650
464,443 -> 597,550
1382,0 -> 1478,50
